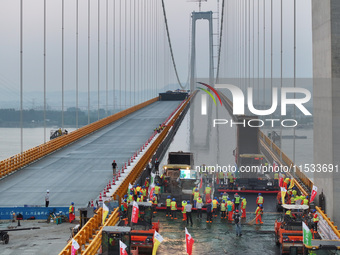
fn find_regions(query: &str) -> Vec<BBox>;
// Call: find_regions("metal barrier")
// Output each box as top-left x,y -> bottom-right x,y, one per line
58,94 -> 194,255
315,206 -> 340,239
0,98 -> 158,179
259,131 -> 314,192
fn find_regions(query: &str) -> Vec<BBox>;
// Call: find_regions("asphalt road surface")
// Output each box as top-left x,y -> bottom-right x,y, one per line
0,101 -> 181,208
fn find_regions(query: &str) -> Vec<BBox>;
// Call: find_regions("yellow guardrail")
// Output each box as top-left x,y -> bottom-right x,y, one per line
0,98 -> 158,179
259,131 -> 314,192
58,94 -> 195,255
315,206 -> 340,239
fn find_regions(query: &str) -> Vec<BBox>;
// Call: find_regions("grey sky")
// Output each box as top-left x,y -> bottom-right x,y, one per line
0,0 -> 312,98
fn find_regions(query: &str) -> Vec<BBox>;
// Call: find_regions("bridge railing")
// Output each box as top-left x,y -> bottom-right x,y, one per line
0,98 -> 158,179
315,206 -> 340,239
259,131 -> 314,192
58,94 -> 194,255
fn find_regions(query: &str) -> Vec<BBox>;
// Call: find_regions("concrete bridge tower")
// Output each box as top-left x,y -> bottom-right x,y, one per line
312,0 -> 340,224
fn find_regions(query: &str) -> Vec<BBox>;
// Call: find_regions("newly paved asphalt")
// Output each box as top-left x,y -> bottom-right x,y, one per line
0,101 -> 181,208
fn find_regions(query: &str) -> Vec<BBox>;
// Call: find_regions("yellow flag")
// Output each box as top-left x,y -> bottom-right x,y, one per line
152,231 -> 164,255
281,187 -> 287,205
288,178 -> 295,190
102,203 -> 109,225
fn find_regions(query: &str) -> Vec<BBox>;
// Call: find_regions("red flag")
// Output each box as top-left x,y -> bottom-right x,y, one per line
131,201 -> 139,223
310,185 -> 318,203
149,187 -> 155,201
199,177 -> 203,189
185,227 -> 194,255
120,240 -> 128,255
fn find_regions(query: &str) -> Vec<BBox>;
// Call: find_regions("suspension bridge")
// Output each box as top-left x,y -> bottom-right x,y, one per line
1,0 -> 340,254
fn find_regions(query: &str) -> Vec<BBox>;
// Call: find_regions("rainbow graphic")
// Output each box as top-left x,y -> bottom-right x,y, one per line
197,82 -> 223,107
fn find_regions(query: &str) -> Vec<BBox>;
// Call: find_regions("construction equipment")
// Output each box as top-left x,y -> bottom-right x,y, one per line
0,227 -> 40,244
275,204 -> 310,254
119,202 -> 159,254
161,151 -> 197,202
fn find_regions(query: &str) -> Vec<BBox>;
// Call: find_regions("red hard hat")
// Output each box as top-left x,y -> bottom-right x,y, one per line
314,214 -> 318,218
236,210 -> 239,213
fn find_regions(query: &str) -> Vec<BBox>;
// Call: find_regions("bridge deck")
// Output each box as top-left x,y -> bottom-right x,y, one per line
0,101 -> 181,208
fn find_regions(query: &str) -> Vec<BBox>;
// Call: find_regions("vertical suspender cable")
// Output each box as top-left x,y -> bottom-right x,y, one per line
248,0 -> 250,88
76,0 -> 79,128
270,0 -> 273,143
113,0 -> 115,113
293,0 -> 296,163
119,0 -> 122,109
62,0 -> 64,130
215,0 -> 225,83
280,0 -> 283,158
129,0 -> 132,107
97,0 -> 100,120
124,0 -> 127,108
20,0 -> 23,153
252,1 -> 255,87
105,0 -> 108,116
257,0 -> 260,105
263,0 -> 265,106
134,0 -> 136,105
44,0 -> 47,142
88,0 -> 91,124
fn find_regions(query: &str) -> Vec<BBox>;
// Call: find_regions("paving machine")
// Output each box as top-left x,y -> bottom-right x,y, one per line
161,151 -> 198,203
119,202 -> 159,254
275,204 -> 310,254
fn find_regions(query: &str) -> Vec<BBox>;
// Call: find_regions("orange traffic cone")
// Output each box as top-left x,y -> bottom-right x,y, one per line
108,180 -> 111,189
125,163 -> 127,169
103,189 -> 107,197
118,170 -> 121,177
121,166 -> 124,173
91,200 -> 94,207
99,193 -> 103,202
112,178 -> 116,185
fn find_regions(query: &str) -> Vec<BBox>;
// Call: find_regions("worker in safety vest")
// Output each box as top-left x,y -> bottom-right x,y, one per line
255,205 -> 264,224
144,178 -> 150,189
152,196 -> 158,214
137,195 -> 143,202
171,198 -> 177,219
154,183 -> 161,201
166,196 -> 171,216
292,188 -> 297,196
303,196 -> 309,205
121,199 -> 128,218
218,171 -> 225,185
212,197 -> 219,217
228,173 -> 235,189
241,197 -> 247,218
313,210 -> 319,232
221,200 -> 226,219
196,196 -> 203,219
234,193 -> 241,210
128,192 -> 134,203
69,202 -> 75,223
222,192 -> 229,202
283,178 -> 290,190
204,184 -> 212,201
256,193 -> 264,206
227,198 -> 233,221
193,188 -> 200,208
141,186 -> 147,201
284,210 -> 292,221
182,200 -> 187,221
274,172 -> 279,187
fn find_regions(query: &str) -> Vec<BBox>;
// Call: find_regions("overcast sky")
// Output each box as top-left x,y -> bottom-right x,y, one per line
0,0 -> 312,98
